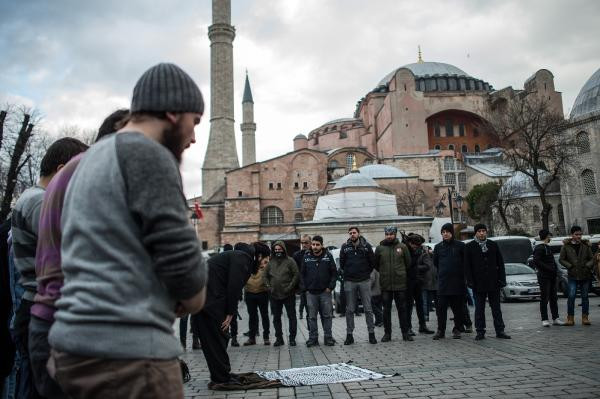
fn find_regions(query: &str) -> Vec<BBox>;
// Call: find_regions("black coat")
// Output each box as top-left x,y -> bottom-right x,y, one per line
340,237 -> 375,282
533,243 -> 557,279
433,239 -> 466,296
201,250 -> 253,321
464,240 -> 506,293
299,250 -> 337,294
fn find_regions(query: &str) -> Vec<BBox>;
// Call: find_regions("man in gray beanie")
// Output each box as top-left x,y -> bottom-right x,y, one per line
48,63 -> 207,399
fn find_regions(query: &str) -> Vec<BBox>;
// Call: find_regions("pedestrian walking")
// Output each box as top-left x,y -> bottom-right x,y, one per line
293,235 -> 311,319
533,229 -> 565,327
340,227 -> 376,345
48,63 -> 208,399
370,269 -> 383,327
432,223 -> 465,340
243,254 -> 271,346
265,241 -> 299,347
406,234 -> 434,334
299,236 -> 337,347
375,226 -> 412,342
560,226 -> 594,326
464,224 -> 511,340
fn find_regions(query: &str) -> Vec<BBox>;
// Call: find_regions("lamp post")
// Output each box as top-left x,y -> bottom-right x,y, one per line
436,188 -> 464,225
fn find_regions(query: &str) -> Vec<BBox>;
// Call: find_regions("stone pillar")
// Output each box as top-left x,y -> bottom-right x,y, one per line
202,0 -> 239,201
241,73 -> 256,166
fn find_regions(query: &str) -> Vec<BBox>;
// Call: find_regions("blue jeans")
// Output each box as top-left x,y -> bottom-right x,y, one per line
567,278 -> 590,316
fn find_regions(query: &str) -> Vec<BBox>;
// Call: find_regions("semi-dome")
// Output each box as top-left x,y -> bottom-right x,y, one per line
358,164 -> 409,178
570,67 -> 600,119
333,172 -> 379,189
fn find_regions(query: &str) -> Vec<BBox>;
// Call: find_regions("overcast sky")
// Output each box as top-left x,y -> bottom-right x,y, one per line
2,0 -> 599,197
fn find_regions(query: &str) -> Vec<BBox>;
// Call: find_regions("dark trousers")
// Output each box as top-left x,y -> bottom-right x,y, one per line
372,295 -> 383,324
271,295 -> 297,339
382,290 -> 409,335
245,292 -> 270,339
230,314 -> 238,337
538,275 -> 559,321
474,290 -> 505,335
436,295 -> 464,334
406,281 -> 425,328
195,312 -> 231,384
179,315 -> 189,345
299,292 -> 308,316
462,300 -> 473,329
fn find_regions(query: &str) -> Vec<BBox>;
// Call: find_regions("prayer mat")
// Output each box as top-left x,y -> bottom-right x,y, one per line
256,362 -> 394,386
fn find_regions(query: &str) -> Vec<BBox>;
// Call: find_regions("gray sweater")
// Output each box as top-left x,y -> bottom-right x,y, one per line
49,132 -> 206,359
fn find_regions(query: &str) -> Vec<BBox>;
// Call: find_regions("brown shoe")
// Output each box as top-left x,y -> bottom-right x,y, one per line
565,315 -> 575,326
243,338 -> 256,346
582,314 -> 591,325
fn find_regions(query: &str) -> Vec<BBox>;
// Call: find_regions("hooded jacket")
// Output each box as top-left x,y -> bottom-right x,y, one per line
299,249 -> 337,294
559,239 -> 594,280
433,238 -> 466,296
265,240 -> 300,300
340,236 -> 375,282
375,238 -> 410,291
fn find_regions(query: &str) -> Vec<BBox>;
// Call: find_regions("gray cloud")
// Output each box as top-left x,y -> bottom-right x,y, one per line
2,0 -> 599,197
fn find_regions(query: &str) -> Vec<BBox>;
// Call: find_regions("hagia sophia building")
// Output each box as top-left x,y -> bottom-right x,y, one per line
193,0 -> 599,251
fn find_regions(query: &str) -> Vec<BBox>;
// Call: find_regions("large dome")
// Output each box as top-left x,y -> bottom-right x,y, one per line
358,164 -> 409,178
499,171 -> 560,199
570,67 -> 600,119
378,62 -> 470,86
333,172 -> 379,189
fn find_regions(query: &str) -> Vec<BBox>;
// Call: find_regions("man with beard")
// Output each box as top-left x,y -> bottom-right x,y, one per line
195,242 -> 271,389
266,241 -> 299,347
340,227 -> 377,345
375,226 -> 413,342
48,63 -> 208,399
464,224 -> 510,340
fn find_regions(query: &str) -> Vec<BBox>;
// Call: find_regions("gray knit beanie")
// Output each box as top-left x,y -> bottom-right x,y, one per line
131,63 -> 204,114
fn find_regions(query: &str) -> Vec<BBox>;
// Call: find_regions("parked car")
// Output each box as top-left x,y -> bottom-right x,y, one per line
465,236 -> 535,265
554,254 -> 600,297
501,263 -> 540,302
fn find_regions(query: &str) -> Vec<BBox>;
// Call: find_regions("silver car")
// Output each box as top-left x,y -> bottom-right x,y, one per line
501,263 -> 540,302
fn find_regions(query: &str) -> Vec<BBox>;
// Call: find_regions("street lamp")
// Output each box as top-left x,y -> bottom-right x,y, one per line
435,200 -> 446,216
454,193 -> 464,223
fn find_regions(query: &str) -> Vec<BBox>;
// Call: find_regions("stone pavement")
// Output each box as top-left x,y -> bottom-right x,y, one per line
180,296 -> 600,398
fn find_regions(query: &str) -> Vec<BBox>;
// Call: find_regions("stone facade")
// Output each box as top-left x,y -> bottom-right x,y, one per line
492,194 -> 565,237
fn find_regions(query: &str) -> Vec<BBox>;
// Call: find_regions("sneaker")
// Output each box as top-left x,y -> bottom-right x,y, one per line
542,320 -> 551,327
230,337 -> 240,347
344,334 -> 354,345
324,337 -> 336,346
452,329 -> 461,339
306,339 -> 319,347
381,334 -> 391,342
552,318 -> 565,326
273,338 -> 284,347
432,331 -> 445,340
475,333 -> 485,341
496,332 -> 511,339
369,333 -> 377,344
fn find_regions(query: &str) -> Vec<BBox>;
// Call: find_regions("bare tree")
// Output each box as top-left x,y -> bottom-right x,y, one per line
482,93 -> 572,231
397,181 -> 426,216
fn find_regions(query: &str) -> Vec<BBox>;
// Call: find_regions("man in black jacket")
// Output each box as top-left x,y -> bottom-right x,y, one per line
464,224 -> 511,340
194,242 -> 271,389
534,229 -> 565,327
299,236 -> 337,347
433,223 -> 465,340
406,234 -> 435,335
340,227 -> 377,345
293,235 -> 311,319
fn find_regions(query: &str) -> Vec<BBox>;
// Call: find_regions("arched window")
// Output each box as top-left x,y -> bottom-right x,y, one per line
461,145 -> 468,153
448,144 -> 455,151
434,144 -> 441,150
346,153 -> 355,172
532,205 -> 541,223
474,144 -> 481,153
294,213 -> 303,222
513,207 -> 522,224
582,169 -> 597,195
577,132 -> 591,154
261,206 -> 283,225
328,160 -> 339,169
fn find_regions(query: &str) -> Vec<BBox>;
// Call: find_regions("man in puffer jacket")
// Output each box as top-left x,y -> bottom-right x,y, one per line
265,241 -> 299,347
559,225 -> 594,326
340,227 -> 377,345
375,226 -> 413,342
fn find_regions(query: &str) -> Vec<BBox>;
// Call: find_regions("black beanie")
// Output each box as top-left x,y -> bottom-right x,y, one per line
474,223 -> 487,233
131,63 -> 204,114
441,223 -> 454,235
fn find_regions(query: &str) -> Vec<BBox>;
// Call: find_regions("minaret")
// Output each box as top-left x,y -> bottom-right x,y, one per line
202,0 -> 239,201
241,72 -> 256,166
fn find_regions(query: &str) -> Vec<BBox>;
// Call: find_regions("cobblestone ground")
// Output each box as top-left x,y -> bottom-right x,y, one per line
180,296 -> 600,398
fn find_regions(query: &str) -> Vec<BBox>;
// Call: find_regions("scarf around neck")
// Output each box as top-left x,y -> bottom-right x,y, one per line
475,236 -> 488,253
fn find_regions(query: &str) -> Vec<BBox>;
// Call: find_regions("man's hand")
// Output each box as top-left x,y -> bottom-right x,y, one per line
221,314 -> 233,332
325,288 -> 331,293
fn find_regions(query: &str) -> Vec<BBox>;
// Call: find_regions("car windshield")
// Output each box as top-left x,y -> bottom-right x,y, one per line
496,239 -> 533,264
505,263 -> 535,275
